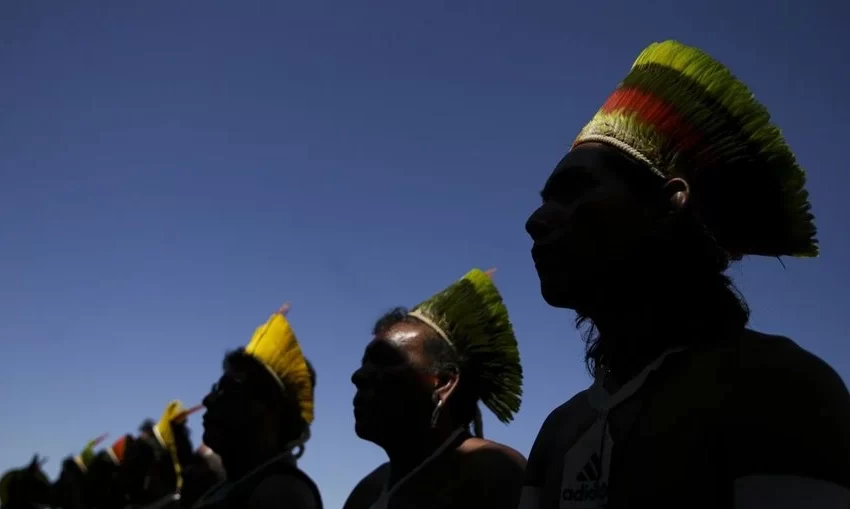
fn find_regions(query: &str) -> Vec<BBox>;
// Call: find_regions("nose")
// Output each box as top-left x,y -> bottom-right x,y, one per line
525,205 -> 553,242
351,367 -> 364,387
202,391 -> 216,408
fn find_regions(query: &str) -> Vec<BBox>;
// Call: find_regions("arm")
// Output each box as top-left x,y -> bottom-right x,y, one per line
731,346 -> 850,508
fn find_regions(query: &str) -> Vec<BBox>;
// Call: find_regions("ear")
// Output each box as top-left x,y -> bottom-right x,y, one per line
663,177 -> 691,210
433,371 -> 460,406
29,455 -> 40,470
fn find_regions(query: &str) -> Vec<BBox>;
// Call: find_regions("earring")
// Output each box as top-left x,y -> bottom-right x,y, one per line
430,399 -> 443,429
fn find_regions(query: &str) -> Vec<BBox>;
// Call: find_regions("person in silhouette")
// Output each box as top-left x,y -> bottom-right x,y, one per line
522,40 -> 850,508
53,434 -> 109,509
119,401 -> 203,509
83,435 -> 131,509
344,268 -> 526,509
0,455 -> 52,509
194,304 -> 321,509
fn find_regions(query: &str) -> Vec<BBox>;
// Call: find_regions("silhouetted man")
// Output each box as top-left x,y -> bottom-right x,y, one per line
523,40 -> 850,508
195,305 -> 321,509
343,269 -> 526,509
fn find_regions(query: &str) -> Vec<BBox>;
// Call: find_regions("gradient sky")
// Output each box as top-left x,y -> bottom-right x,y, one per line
1,2 -> 848,508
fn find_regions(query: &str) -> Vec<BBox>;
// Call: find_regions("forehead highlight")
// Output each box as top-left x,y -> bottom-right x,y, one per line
365,321 -> 432,365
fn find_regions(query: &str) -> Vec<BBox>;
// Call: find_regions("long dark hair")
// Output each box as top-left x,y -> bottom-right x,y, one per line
578,208 -> 750,379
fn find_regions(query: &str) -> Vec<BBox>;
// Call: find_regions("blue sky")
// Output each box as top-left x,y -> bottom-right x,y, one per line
1,2 -> 848,508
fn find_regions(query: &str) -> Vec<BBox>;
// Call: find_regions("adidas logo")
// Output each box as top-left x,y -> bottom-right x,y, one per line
561,453 -> 608,503
576,453 -> 602,482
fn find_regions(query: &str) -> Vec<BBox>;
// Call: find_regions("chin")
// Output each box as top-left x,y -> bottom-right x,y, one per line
537,272 -> 583,310
353,419 -> 375,441
202,429 -> 221,453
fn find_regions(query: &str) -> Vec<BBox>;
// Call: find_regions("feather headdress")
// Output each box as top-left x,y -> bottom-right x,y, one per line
105,435 -> 129,465
153,401 -> 202,491
244,304 -> 315,425
573,40 -> 816,258
72,433 -> 108,473
410,268 -> 522,424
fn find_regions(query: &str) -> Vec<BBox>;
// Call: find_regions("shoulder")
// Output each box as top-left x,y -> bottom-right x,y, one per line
734,330 -> 848,411
459,438 -> 527,479
342,463 -> 389,509
730,330 -> 850,489
248,470 -> 321,509
440,438 -> 525,508
534,389 -> 594,442
525,389 -> 595,483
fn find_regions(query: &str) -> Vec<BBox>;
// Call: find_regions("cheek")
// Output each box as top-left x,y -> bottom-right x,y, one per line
563,196 -> 655,251
368,380 -> 430,415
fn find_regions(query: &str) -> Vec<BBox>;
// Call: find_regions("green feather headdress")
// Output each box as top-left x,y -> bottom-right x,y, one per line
573,40 -> 817,258
409,268 -> 522,424
73,433 -> 108,473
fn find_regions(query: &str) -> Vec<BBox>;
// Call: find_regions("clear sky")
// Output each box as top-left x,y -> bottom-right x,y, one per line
1,2 -> 848,508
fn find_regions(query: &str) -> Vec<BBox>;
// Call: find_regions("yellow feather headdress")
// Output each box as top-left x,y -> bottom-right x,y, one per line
153,400 -> 202,491
244,304 -> 315,425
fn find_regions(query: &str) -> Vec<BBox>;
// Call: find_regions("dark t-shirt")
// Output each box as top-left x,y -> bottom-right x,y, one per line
521,330 -> 850,508
192,455 -> 321,509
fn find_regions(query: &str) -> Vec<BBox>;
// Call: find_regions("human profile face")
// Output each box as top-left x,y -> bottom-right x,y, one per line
526,143 -> 665,309
201,358 -> 272,458
351,322 -> 438,446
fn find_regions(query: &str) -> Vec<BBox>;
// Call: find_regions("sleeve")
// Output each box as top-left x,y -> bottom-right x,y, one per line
519,405 -> 567,509
246,473 -> 320,509
518,428 -> 550,509
731,347 -> 850,508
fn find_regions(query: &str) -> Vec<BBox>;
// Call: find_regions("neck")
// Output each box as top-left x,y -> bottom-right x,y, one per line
382,425 -> 462,488
581,272 -> 746,384
220,444 -> 288,480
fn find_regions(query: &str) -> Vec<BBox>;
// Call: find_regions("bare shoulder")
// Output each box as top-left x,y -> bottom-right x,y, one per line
460,437 -> 527,473
450,436 -> 527,507
342,462 -> 389,509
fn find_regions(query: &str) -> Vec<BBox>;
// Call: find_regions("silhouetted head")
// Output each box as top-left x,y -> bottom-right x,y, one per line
120,434 -> 177,506
82,451 -> 125,509
527,143 -> 749,375
0,455 -> 52,509
351,307 -> 479,450
527,142 -> 726,309
53,457 -> 88,509
138,419 -> 155,439
202,350 -> 312,466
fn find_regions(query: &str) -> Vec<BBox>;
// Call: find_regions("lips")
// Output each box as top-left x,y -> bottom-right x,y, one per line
352,392 -> 374,418
532,245 -> 555,269
201,411 -> 217,430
